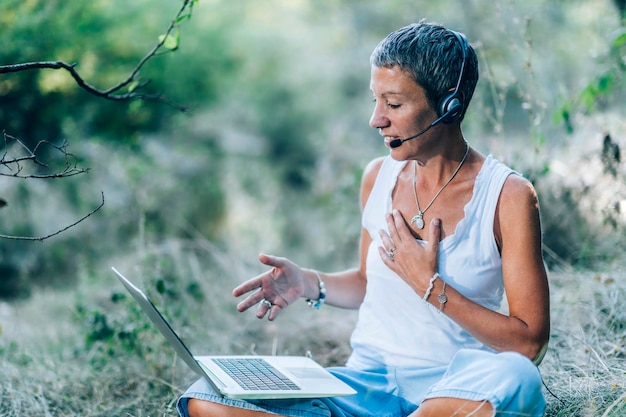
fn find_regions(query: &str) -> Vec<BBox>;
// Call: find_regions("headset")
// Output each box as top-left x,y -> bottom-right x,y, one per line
437,30 -> 470,124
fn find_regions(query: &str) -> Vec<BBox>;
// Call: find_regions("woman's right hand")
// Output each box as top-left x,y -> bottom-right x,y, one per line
232,253 -> 306,321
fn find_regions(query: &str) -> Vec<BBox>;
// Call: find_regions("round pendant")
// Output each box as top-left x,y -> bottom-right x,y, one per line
437,292 -> 448,304
411,214 -> 425,229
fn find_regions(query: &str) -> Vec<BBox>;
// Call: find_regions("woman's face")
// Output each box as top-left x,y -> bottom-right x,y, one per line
369,65 -> 437,153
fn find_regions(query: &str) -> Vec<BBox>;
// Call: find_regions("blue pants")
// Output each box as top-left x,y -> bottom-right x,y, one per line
177,349 -> 546,417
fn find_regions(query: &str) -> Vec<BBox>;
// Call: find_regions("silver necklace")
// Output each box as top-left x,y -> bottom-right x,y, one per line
410,142 -> 470,229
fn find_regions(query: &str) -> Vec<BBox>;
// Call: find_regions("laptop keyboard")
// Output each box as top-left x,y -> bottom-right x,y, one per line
213,358 -> 301,391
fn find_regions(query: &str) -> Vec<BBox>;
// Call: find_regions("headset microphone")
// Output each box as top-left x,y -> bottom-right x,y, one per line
388,113 -> 447,148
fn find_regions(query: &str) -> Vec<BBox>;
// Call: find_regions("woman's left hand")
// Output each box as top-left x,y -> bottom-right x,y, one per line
377,209 -> 441,296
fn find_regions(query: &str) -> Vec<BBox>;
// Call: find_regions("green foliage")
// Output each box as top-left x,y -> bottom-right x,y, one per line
75,294 -> 152,369
2,0 -> 625,293
159,31 -> 181,51
0,0 -> 238,148
256,86 -> 318,190
74,259 -> 207,373
554,27 -> 626,133
580,74 -> 614,112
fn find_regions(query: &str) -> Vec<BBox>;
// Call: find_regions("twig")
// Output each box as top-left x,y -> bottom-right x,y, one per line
0,0 -> 197,241
1,133 -> 88,178
0,0 -> 195,112
0,191 -> 104,241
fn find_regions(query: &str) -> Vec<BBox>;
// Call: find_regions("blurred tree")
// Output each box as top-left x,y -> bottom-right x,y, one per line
1,0 -> 624,292
0,0 -> 197,241
0,0 -> 198,148
0,0 -> 202,299
615,0 -> 626,20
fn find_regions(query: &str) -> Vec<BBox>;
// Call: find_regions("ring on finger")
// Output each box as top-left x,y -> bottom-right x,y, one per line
261,299 -> 273,309
387,247 -> 396,260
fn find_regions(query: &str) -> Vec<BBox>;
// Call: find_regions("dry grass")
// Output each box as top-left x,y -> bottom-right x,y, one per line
540,267 -> 626,416
1,238 -> 625,417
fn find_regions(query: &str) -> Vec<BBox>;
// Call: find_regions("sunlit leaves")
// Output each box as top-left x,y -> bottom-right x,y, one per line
614,31 -> 626,49
127,80 -> 140,93
580,73 -> 613,112
554,27 -> 625,133
158,29 -> 180,51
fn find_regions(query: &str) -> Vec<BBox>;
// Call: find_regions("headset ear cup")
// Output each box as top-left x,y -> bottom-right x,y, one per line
437,30 -> 469,124
438,93 -> 463,124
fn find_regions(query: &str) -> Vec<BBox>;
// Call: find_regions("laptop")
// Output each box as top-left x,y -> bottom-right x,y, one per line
111,267 -> 356,400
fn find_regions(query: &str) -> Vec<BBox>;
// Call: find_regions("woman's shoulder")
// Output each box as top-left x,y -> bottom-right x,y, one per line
500,173 -> 538,210
483,155 -> 538,216
362,156 -> 386,180
360,156 -> 387,208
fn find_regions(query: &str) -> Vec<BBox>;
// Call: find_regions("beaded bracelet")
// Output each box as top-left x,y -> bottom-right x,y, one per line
423,272 -> 439,302
306,270 -> 326,310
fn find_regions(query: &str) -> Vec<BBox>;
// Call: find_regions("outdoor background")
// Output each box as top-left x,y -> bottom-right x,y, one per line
1,0 -> 625,415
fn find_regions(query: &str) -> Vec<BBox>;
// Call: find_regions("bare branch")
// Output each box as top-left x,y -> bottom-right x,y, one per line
0,191 -> 105,241
0,0 -> 195,112
1,132 -> 88,179
0,0 -> 198,241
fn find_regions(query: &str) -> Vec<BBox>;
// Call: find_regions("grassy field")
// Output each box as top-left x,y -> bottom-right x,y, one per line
1,241 -> 624,417
1,1 -> 624,415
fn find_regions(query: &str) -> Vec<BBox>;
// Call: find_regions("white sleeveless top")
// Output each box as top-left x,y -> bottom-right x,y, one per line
346,155 -> 516,370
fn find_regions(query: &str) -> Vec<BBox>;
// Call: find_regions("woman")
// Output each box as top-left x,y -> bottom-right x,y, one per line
178,21 -> 550,417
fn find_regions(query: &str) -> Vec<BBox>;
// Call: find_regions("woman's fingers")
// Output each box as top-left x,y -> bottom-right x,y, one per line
253,293 -> 284,321
235,287 -> 264,312
233,253 -> 296,320
232,276 -> 262,298
426,218 -> 441,264
390,209 -> 414,241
